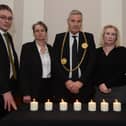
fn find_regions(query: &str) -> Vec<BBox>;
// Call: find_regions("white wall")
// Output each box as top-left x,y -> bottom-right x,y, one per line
0,0 -> 14,10
44,0 -> 101,46
0,0 -> 125,56
101,0 -> 123,45
13,0 -> 24,57
123,0 -> 126,45
22,0 -> 45,43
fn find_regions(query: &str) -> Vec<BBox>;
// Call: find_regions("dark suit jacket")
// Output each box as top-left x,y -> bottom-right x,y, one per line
0,33 -> 19,94
53,32 -> 96,102
19,41 -> 54,100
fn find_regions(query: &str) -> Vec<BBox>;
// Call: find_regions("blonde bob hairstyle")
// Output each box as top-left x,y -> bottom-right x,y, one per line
99,25 -> 120,47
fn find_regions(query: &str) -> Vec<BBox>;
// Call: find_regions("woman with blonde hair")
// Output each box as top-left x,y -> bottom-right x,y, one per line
94,24 -> 126,103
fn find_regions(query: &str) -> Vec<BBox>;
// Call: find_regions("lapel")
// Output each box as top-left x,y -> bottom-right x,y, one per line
47,44 -> 52,63
0,33 -> 8,55
63,32 -> 70,68
0,33 -> 19,77
78,32 -> 85,61
47,44 -> 53,73
32,41 -> 43,75
61,32 -> 87,69
7,33 -> 19,71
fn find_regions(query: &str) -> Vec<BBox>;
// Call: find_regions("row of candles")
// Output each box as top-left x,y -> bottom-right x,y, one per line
30,98 -> 121,112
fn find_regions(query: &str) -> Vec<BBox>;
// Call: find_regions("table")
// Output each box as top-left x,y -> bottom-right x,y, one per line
1,103 -> 126,126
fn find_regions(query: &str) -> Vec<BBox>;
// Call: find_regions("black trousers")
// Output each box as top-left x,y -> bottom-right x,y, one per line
33,78 -> 53,102
0,96 -> 10,119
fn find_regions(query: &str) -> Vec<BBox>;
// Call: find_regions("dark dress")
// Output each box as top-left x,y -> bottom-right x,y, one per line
94,46 -> 126,103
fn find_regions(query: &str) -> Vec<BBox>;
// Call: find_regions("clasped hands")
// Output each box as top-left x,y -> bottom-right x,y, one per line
65,80 -> 83,94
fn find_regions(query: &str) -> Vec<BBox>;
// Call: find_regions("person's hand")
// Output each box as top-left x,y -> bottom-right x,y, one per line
2,91 -> 17,111
23,95 -> 31,104
70,81 -> 83,94
65,80 -> 73,91
99,83 -> 112,93
65,80 -> 83,94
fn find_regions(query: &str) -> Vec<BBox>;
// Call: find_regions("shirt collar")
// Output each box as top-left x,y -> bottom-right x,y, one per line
35,41 -> 48,54
69,32 -> 79,38
0,29 -> 6,35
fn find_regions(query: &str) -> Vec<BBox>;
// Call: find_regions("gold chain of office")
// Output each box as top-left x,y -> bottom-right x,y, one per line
60,32 -> 88,72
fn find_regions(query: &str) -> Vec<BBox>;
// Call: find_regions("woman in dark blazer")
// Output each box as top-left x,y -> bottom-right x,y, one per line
20,21 -> 54,103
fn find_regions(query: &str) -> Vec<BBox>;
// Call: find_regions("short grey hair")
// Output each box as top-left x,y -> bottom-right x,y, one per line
68,10 -> 83,20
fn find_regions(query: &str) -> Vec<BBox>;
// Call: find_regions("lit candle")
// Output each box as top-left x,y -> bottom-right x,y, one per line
113,99 -> 121,112
73,99 -> 82,111
59,99 -> 68,111
44,99 -> 53,111
100,99 -> 109,112
88,99 -> 96,112
30,98 -> 38,111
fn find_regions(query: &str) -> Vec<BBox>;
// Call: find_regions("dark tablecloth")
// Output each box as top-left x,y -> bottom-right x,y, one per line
1,103 -> 126,126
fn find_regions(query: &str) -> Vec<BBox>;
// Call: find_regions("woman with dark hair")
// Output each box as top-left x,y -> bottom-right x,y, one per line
20,21 -> 54,103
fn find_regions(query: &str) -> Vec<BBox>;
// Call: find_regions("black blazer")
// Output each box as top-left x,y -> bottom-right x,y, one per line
19,41 -> 54,99
0,33 -> 19,94
53,32 -> 96,102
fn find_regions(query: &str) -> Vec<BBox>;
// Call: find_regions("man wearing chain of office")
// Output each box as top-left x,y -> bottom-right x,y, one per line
53,10 -> 96,103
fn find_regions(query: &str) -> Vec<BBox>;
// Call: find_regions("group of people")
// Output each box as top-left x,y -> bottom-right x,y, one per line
1,4 -> 126,119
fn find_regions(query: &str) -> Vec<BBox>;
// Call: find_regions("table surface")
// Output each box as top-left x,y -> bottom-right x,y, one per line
1,103 -> 126,126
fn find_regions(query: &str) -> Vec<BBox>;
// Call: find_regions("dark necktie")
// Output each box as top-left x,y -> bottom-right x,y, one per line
4,33 -> 16,79
72,36 -> 78,80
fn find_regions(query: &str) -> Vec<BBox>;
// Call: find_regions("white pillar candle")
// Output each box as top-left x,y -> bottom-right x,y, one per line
113,99 -> 121,112
88,99 -> 96,112
73,99 -> 82,111
44,99 -> 53,111
100,99 -> 109,112
30,98 -> 38,111
59,99 -> 68,111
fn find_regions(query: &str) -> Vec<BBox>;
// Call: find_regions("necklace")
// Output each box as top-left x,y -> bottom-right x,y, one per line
60,32 -> 88,72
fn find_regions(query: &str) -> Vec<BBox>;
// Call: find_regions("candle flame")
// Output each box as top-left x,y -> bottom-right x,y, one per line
76,99 -> 79,102
47,99 -> 50,102
33,98 -> 36,101
115,99 -> 118,102
61,99 -> 64,102
90,99 -> 93,102
102,99 -> 105,102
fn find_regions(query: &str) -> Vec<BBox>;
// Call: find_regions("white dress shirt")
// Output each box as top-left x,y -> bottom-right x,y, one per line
69,32 -> 81,79
36,42 -> 51,78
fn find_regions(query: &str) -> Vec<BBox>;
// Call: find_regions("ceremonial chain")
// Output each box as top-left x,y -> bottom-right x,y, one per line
60,32 -> 88,72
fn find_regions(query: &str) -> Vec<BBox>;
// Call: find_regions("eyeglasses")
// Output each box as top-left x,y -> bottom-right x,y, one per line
0,16 -> 13,21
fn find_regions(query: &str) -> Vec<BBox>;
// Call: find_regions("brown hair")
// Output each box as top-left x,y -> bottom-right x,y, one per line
0,4 -> 13,14
32,21 -> 48,32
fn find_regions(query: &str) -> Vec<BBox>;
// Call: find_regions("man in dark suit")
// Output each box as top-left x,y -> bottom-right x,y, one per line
53,10 -> 96,103
0,4 -> 19,118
